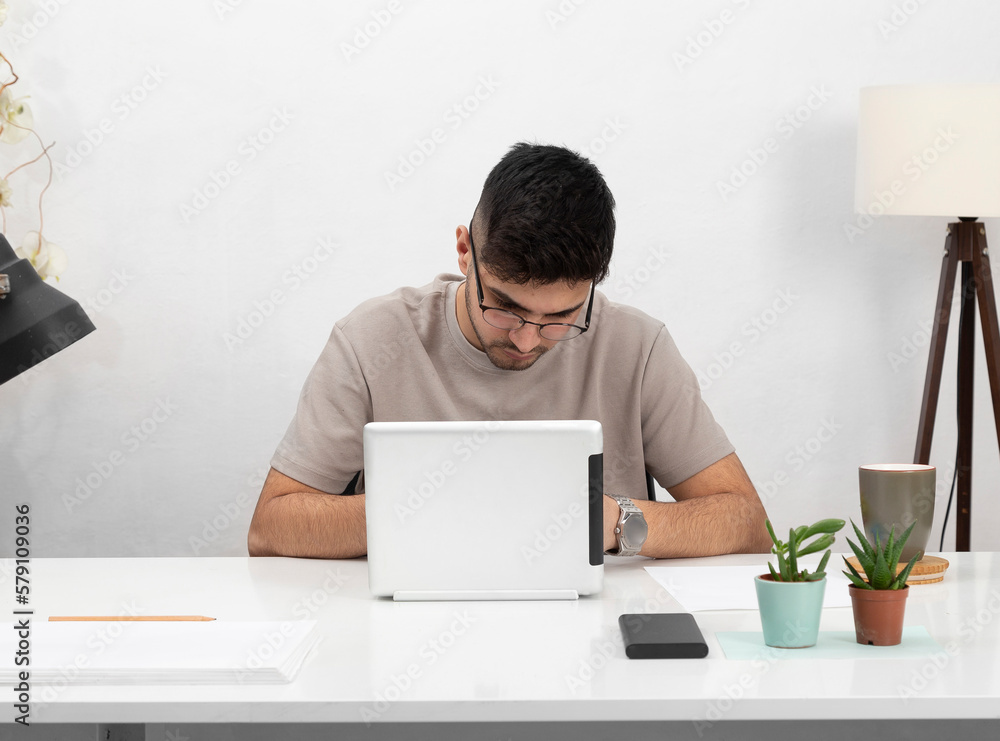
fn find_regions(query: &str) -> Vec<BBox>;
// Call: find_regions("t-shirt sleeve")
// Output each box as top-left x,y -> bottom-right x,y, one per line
640,326 -> 735,489
270,324 -> 373,494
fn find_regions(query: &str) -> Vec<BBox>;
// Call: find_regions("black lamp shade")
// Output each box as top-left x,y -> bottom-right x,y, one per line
0,233 -> 96,385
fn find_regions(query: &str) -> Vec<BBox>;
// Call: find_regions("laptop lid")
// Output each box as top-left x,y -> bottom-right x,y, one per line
363,420 -> 604,601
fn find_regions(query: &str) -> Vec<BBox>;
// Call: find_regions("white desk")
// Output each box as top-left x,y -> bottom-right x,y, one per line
3,553 -> 999,739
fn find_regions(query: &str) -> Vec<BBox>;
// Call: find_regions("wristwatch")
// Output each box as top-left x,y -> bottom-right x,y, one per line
607,495 -> 648,557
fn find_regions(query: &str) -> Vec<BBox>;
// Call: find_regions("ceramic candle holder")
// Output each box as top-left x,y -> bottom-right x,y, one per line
859,464 -> 935,562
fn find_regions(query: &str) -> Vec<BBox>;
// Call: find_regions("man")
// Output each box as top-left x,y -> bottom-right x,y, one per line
248,143 -> 770,559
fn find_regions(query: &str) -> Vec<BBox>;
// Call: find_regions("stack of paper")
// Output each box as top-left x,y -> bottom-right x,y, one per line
0,620 -> 319,685
644,565 -> 853,611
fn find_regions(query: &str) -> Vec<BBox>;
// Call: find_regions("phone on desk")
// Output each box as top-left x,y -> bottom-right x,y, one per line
618,612 -> 709,659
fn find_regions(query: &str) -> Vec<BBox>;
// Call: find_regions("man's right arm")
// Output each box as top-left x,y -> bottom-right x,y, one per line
247,467 -> 367,558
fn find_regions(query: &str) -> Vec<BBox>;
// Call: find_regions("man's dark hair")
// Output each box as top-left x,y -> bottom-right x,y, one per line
473,142 -> 615,285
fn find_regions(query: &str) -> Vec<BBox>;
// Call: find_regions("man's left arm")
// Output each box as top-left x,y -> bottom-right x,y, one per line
603,452 -> 771,558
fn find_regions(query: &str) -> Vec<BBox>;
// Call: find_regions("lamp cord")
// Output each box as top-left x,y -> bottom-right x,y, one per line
939,443 -> 958,552
938,275 -> 970,552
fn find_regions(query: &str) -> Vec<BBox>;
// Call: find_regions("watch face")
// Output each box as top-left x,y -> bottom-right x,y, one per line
623,513 -> 648,550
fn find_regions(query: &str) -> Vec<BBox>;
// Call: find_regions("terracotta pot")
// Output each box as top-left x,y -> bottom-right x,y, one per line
849,585 -> 909,646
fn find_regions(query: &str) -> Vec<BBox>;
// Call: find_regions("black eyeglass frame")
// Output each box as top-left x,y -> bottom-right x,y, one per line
468,225 -> 595,342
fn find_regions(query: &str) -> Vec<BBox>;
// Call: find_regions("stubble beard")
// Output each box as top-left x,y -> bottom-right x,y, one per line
464,280 -> 549,371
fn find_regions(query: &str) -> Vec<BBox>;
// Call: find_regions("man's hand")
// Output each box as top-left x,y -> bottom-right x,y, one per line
603,494 -> 622,553
605,453 -> 770,559
247,468 -> 367,558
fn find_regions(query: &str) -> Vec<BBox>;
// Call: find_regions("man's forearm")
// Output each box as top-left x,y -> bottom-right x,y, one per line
248,491 -> 367,559
635,493 -> 770,558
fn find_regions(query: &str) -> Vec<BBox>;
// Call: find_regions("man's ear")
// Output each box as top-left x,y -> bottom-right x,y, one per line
455,225 -> 472,277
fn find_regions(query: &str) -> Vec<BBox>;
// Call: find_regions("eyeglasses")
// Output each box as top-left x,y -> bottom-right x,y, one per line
468,227 -> 594,341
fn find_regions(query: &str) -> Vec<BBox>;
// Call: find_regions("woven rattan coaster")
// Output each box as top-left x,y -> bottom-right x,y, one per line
844,555 -> 949,585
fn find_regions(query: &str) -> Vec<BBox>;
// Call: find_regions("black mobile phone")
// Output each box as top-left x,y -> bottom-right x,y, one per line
618,612 -> 709,659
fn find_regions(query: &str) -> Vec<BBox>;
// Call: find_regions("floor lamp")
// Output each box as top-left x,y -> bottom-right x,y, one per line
855,85 -> 1000,551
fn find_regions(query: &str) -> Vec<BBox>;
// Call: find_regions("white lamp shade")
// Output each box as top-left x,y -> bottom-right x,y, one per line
855,85 -> 1000,218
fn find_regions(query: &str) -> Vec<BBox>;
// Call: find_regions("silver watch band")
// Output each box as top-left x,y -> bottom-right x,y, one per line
607,494 -> 647,557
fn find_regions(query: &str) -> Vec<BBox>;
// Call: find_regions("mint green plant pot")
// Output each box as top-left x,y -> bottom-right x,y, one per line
754,574 -> 827,648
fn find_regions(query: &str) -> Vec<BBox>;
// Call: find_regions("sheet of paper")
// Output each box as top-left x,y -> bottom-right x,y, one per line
0,620 -> 319,685
645,564 -> 854,611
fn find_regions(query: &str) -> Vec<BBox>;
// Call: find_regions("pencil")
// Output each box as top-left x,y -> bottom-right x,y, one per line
49,615 -> 216,622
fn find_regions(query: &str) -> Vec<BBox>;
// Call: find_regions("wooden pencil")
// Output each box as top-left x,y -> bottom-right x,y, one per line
49,615 -> 216,622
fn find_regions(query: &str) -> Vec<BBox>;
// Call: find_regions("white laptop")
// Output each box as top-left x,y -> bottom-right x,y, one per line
363,420 -> 604,601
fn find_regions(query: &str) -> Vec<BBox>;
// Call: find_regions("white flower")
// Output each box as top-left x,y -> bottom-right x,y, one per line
15,231 -> 67,280
0,87 -> 34,145
0,177 -> 11,207
0,2 -> 8,27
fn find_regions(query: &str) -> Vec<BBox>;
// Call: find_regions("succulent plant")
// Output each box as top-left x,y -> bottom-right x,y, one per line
842,519 -> 920,590
765,518 -> 845,582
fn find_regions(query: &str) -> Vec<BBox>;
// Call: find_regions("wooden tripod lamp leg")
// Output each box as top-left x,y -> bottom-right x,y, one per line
956,260 -> 975,551
915,227 -> 960,465
915,222 -> 1000,551
971,225 -> 1000,462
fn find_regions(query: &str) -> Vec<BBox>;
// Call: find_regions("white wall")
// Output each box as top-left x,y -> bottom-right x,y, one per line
2,0 -> 998,558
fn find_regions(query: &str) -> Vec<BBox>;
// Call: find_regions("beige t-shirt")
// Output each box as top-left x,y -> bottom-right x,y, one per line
272,274 -> 734,499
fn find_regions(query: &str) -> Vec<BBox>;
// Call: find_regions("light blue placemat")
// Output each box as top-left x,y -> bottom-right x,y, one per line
716,626 -> 940,660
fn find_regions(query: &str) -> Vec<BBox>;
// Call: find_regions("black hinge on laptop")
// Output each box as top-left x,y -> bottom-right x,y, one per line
589,453 -> 604,566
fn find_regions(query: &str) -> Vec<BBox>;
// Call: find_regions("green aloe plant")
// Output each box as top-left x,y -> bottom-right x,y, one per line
842,519 -> 920,590
765,519 -> 845,582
